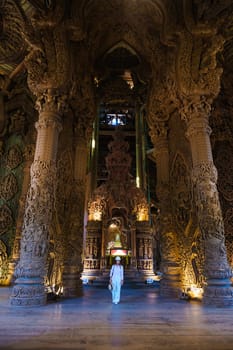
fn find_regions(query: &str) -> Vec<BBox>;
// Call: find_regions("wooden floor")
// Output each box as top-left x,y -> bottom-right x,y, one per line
0,285 -> 233,350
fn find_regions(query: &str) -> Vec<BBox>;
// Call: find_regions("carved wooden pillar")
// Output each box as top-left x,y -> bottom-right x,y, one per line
9,144 -> 35,281
10,90 -> 63,306
100,219 -> 106,270
150,121 -> 181,297
135,107 -> 143,189
181,96 -> 233,306
136,222 -> 154,277
130,224 -> 137,269
62,126 -> 90,297
83,221 -> 101,279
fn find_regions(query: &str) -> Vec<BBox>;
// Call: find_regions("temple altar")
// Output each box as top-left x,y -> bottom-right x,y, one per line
82,130 -> 155,283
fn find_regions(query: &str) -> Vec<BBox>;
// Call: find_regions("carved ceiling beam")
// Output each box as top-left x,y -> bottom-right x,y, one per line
0,0 -> 28,66
187,0 -> 233,28
147,38 -> 179,126
183,0 -> 217,35
23,21 -> 70,95
146,64 -> 179,141
175,1 -> 233,100
176,29 -> 224,99
0,0 -> 80,97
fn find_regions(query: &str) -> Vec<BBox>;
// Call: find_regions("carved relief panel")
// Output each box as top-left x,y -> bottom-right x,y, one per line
83,221 -> 102,271
0,205 -> 13,235
55,150 -> 78,270
0,173 -> 18,201
0,139 -> 24,284
136,222 -> 153,272
170,152 -> 205,288
0,240 -> 8,282
170,153 -> 192,233
179,227 -> 205,289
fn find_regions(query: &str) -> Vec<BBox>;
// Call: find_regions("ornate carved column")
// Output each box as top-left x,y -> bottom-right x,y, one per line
130,224 -> 137,269
135,107 -> 143,189
83,221 -> 102,279
9,144 -> 35,281
62,120 -> 91,297
136,222 -> 154,276
181,96 -> 233,306
10,90 -> 64,306
150,121 -> 181,297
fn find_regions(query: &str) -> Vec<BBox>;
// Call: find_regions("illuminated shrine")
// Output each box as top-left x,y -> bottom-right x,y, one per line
83,130 -> 154,282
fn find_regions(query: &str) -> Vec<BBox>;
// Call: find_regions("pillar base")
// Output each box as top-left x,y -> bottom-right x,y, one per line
62,271 -> 83,297
203,279 -> 233,307
160,275 -> 182,298
10,277 -> 46,306
7,261 -> 18,285
160,264 -> 182,298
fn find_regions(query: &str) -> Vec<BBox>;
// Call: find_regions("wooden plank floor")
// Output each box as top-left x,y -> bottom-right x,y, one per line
0,285 -> 233,350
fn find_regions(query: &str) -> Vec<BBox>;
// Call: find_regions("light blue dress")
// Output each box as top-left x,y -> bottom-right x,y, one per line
110,264 -> 124,304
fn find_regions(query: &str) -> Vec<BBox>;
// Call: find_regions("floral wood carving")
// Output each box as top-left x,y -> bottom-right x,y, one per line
0,204 -> 13,235
171,153 -> 192,233
6,145 -> 23,170
0,239 -> 8,281
0,0 -> 27,64
0,173 -> 18,201
176,30 -> 224,97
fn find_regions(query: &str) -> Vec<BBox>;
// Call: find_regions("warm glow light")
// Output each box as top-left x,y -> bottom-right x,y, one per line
110,223 -> 117,228
92,139 -> 95,149
122,70 -> 134,89
138,213 -> 145,221
89,210 -> 102,221
93,211 -> 102,221
153,275 -> 162,281
137,209 -> 149,221
136,176 -> 140,188
111,249 -> 128,256
187,285 -> 203,300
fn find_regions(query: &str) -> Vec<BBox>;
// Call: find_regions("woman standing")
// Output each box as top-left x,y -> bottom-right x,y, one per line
109,256 -> 124,304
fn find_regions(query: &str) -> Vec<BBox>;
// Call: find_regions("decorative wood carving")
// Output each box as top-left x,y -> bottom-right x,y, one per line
0,173 -> 18,201
0,204 -> 13,235
6,145 -> 23,170
89,130 -> 149,221
0,239 -> 8,282
0,0 -> 27,64
171,153 -> 192,233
